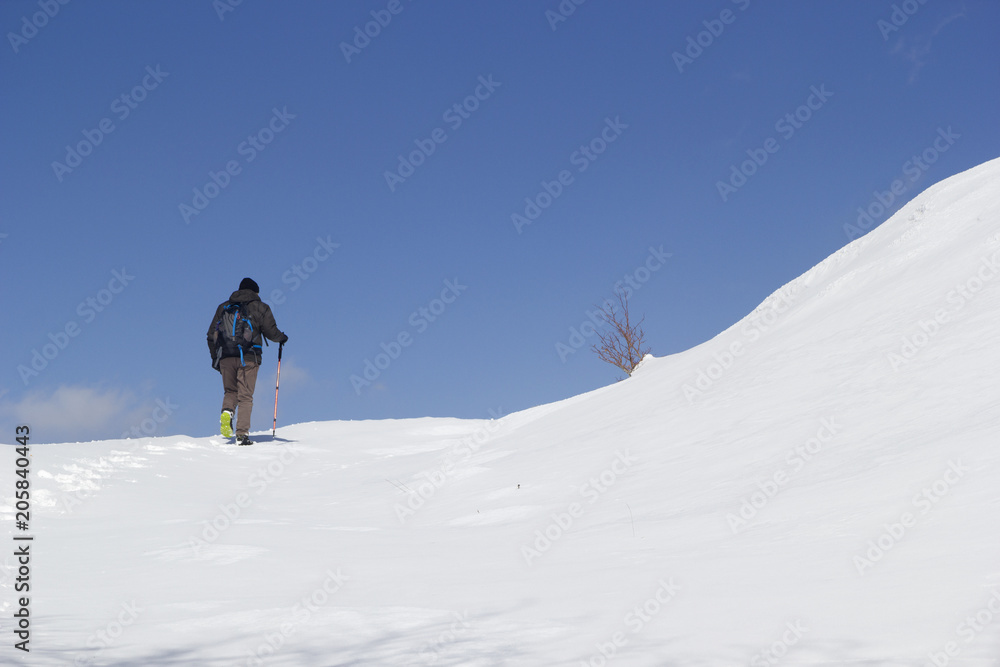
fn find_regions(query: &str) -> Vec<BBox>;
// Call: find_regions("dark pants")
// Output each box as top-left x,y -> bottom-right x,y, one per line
220,356 -> 259,437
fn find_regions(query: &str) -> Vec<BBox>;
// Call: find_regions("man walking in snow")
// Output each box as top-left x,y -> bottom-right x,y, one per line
207,278 -> 288,445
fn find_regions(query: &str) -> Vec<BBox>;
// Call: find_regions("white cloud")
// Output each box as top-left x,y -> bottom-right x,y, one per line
0,385 -> 149,443
269,357 -> 312,391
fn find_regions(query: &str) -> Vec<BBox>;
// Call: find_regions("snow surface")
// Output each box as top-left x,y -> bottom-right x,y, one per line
4,158 -> 1000,665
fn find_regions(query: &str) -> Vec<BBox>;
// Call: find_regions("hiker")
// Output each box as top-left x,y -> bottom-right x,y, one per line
207,278 -> 288,445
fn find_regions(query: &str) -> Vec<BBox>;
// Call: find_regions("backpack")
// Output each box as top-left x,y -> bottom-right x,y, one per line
213,301 -> 259,368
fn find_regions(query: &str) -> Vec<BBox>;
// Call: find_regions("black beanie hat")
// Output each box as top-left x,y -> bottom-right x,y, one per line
239,277 -> 259,293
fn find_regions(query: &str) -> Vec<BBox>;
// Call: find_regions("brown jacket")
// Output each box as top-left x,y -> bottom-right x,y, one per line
207,289 -> 286,365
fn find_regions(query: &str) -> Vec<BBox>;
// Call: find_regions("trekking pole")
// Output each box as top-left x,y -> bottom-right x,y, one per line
272,342 -> 283,438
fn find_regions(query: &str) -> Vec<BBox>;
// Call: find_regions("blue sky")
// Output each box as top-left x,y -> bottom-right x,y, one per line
1,0 -> 997,443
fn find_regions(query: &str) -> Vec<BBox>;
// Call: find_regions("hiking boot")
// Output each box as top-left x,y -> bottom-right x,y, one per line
236,434 -> 255,446
220,410 -> 234,438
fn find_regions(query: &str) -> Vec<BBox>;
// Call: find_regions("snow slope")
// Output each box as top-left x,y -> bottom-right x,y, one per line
4,158 -> 1000,665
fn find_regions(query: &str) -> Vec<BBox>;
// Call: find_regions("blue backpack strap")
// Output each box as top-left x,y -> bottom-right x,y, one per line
236,302 -> 247,366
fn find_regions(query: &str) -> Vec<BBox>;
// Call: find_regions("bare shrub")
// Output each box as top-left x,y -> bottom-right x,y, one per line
591,290 -> 650,377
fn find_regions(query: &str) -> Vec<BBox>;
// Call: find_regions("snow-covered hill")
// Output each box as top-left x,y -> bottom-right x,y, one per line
4,158 -> 1000,665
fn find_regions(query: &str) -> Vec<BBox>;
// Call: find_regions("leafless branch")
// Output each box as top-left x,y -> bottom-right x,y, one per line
591,290 -> 650,378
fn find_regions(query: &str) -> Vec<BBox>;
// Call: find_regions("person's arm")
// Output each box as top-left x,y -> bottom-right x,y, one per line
257,303 -> 288,344
207,304 -> 224,359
